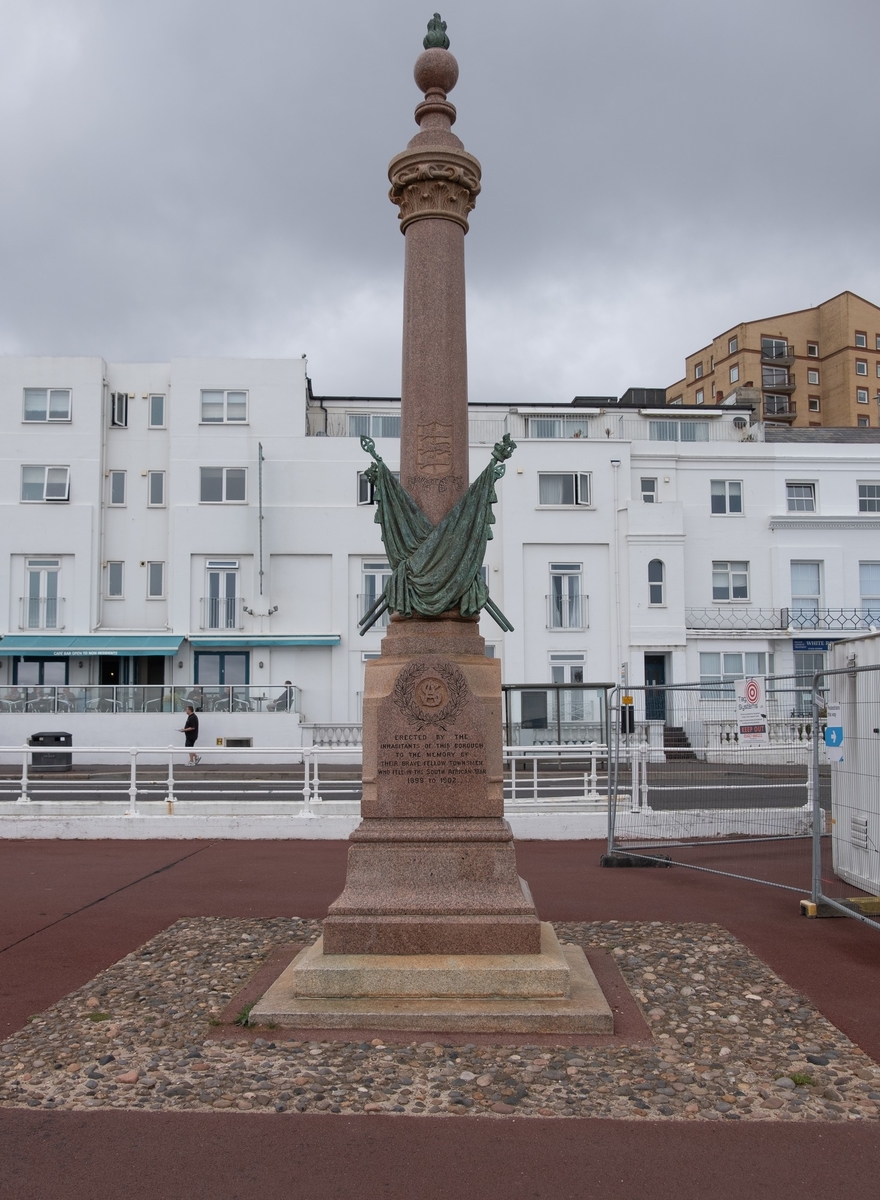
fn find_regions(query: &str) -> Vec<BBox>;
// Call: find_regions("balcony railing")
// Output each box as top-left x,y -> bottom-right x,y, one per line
200,596 -> 244,630
0,684 -> 300,715
761,370 -> 796,392
546,593 -> 588,630
19,596 -> 65,630
761,343 -> 796,366
686,606 -> 880,631
763,398 -> 796,421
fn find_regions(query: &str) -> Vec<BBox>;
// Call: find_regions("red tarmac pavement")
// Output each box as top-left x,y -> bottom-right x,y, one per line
2,838 -> 880,1199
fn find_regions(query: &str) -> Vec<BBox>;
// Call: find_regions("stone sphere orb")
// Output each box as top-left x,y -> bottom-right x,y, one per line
414,48 -> 459,95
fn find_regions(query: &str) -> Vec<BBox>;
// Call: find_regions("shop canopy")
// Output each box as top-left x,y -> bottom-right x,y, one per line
0,635 -> 183,657
188,636 -> 340,648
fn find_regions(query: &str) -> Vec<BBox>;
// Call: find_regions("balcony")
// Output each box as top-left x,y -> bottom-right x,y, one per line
19,596 -> 65,630
0,684 -> 300,714
763,396 -> 796,422
686,607 -> 879,632
761,341 -> 796,367
546,593 -> 588,630
761,369 -> 796,392
200,596 -> 244,631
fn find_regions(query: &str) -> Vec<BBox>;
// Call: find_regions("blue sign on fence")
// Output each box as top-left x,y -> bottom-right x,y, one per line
824,726 -> 844,747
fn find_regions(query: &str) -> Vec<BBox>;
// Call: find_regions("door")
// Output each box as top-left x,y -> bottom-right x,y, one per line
207,567 -> 239,629
26,559 -> 60,629
551,654 -> 585,722
644,654 -> 667,721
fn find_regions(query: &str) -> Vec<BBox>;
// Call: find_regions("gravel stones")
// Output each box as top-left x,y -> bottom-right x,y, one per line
1,917 -> 878,1122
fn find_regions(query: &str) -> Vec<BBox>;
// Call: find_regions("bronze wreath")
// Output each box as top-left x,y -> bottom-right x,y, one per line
392,660 -> 468,728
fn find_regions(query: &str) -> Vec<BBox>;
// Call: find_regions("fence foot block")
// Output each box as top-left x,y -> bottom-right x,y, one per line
799,899 -> 846,918
600,854 -> 672,868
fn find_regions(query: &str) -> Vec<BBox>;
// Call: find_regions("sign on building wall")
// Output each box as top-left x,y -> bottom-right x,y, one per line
824,702 -> 844,763
735,676 -> 769,746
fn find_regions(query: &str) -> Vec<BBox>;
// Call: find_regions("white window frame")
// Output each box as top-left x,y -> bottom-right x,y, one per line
858,483 -> 880,513
648,559 -> 665,606
148,394 -> 166,429
23,388 -> 71,423
856,360 -> 868,376
699,651 -> 774,698
357,469 -> 399,505
856,332 -> 868,349
24,558 -> 61,629
808,396 -> 820,412
857,388 -> 869,404
204,561 -> 240,630
640,477 -> 657,503
712,560 -> 750,603
105,561 -> 124,599
859,416 -> 871,427
710,479 -> 743,515
361,561 -> 392,630
147,561 -> 165,599
537,473 -> 591,507
729,364 -> 739,384
548,563 -> 585,629
807,342 -> 819,357
110,392 -> 129,428
649,420 -> 709,442
347,412 -> 401,439
694,388 -> 704,405
108,470 -> 126,507
786,482 -> 816,512
790,561 -> 823,625
526,415 -> 591,439
200,390 -> 248,424
147,471 -> 166,507
859,562 -> 880,622
21,465 -> 70,503
807,368 -> 820,385
728,336 -> 738,354
199,467 -> 247,504
694,362 -> 703,379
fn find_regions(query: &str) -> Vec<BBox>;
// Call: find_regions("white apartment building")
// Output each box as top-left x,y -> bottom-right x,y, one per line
2,355 -> 879,748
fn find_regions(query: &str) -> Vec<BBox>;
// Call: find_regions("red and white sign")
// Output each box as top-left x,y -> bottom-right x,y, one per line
735,676 -> 769,746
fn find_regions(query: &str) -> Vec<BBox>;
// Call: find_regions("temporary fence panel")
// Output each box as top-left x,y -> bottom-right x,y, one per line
607,679 -> 822,894
811,659 -> 880,930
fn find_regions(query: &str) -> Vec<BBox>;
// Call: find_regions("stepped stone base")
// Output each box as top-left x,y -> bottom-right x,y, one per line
249,922 -> 614,1034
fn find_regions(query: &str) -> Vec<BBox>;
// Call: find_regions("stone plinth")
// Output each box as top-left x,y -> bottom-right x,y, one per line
321,616 -> 542,957
249,923 -> 613,1034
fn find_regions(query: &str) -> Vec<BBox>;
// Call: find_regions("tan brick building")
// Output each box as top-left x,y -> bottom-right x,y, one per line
666,291 -> 880,427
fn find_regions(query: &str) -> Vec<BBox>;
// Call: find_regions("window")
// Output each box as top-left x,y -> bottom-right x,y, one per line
790,561 -> 822,626
859,416 -> 870,427
649,420 -> 709,441
200,467 -> 246,503
762,337 -> 788,360
24,559 -> 60,629
640,478 -> 657,503
538,473 -> 591,506
21,465 -> 70,502
550,653 -> 586,721
700,652 -> 774,698
728,336 -> 738,354
147,561 -> 165,599
856,332 -> 867,348
201,390 -> 247,423
807,368 -> 819,385
669,395 -> 683,405
694,389 -> 704,405
526,415 -> 590,438
764,394 -> 792,415
110,392 -> 129,427
361,561 -> 392,628
148,394 -> 166,428
648,559 -> 665,605
148,471 -> 165,506
762,366 -> 790,388
786,482 -> 816,512
860,562 -> 880,623
808,396 -> 820,412
712,560 -> 749,601
106,561 -> 124,598
357,470 -> 399,504
194,651 -> 248,685
13,657 -> 67,686
694,363 -> 703,379
859,484 -> 880,512
856,360 -> 868,376
108,471 -> 126,506
857,388 -> 869,404
548,563 -> 584,628
793,650 -> 825,713
710,479 -> 742,514
729,364 -> 739,384
23,388 -> 71,422
347,413 -> 401,438
205,562 -> 240,629
807,342 -> 819,357
876,363 -> 880,378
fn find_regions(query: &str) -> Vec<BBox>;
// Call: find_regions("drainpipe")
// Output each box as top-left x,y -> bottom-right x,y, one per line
610,459 -> 623,685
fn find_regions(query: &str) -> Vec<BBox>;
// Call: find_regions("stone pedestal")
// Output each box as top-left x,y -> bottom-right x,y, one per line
322,616 -> 541,957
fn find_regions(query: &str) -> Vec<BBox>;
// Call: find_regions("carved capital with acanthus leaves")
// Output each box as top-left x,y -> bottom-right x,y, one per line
388,147 -> 482,234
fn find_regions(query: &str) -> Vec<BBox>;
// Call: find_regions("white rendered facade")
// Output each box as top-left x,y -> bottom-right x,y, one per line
2,355 -> 880,739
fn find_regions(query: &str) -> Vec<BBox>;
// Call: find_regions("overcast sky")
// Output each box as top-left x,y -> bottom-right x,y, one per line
1,0 -> 878,402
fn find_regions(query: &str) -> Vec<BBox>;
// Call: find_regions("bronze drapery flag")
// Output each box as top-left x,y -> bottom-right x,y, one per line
358,434 -> 516,634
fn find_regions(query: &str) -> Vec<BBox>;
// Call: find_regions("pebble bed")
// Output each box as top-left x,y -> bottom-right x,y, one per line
2,917 -> 878,1121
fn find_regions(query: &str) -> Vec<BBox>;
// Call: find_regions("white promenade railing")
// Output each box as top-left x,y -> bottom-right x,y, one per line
0,742 -> 611,818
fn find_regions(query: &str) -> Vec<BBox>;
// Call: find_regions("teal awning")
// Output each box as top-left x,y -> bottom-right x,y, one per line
0,635 -> 182,657
188,636 -> 340,648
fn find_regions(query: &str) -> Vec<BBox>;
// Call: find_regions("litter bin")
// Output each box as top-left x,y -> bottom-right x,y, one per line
29,731 -> 73,773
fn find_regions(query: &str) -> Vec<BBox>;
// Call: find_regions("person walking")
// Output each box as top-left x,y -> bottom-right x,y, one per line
179,704 -> 200,765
